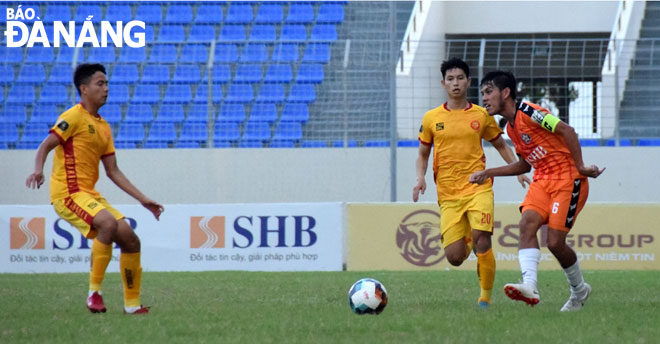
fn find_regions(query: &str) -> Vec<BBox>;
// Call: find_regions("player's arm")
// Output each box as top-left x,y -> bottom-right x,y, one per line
553,121 -> 605,178
26,133 -> 60,189
413,142 -> 432,202
469,154 -> 531,185
101,154 -> 164,220
490,136 -> 531,188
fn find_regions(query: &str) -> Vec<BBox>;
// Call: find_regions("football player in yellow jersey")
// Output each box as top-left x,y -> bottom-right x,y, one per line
412,58 -> 530,308
26,64 -> 163,314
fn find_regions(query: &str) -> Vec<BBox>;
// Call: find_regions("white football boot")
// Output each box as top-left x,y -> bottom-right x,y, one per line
560,283 -> 591,312
504,283 -> 540,306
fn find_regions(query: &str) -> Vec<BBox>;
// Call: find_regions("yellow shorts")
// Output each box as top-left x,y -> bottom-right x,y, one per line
52,192 -> 124,239
439,190 -> 494,248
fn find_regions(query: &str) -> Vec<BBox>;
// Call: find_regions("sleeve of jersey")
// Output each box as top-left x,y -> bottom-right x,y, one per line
49,112 -> 78,144
102,132 -> 116,157
483,115 -> 504,142
417,113 -> 433,146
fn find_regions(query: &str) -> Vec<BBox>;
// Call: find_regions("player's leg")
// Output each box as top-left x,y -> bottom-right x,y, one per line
467,191 -> 496,307
113,218 -> 149,314
440,199 -> 471,266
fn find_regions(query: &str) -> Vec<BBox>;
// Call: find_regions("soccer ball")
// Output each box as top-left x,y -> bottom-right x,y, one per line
347,278 -> 388,315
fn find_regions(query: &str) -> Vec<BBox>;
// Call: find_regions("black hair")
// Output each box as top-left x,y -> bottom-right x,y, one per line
480,70 -> 517,100
441,57 -> 470,79
73,63 -> 106,95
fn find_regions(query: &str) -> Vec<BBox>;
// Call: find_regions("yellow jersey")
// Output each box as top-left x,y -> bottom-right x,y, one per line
418,102 -> 502,201
48,103 -> 115,201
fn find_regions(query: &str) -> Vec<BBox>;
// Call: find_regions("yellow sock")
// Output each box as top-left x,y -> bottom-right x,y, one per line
477,248 -> 496,303
89,239 -> 112,292
120,252 -> 142,308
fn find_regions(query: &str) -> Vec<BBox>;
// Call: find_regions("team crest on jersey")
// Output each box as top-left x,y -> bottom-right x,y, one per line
88,125 -> 96,134
57,120 -> 69,131
470,120 -> 480,131
521,133 -> 532,144
436,122 -> 444,131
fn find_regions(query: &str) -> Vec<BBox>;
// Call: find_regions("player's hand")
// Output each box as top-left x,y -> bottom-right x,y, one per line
516,174 -> 531,188
578,165 -> 606,178
469,170 -> 489,185
141,199 -> 164,220
26,171 -> 45,189
412,179 -> 426,202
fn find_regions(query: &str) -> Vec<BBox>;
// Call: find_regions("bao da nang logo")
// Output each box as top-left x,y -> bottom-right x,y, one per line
10,217 -> 45,249
396,210 -> 444,266
190,216 -> 225,248
4,5 -> 146,47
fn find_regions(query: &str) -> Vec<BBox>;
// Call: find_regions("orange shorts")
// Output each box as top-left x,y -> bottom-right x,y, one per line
520,177 -> 589,232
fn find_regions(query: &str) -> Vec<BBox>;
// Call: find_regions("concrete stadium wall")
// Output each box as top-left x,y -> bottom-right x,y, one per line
2,147 -> 659,205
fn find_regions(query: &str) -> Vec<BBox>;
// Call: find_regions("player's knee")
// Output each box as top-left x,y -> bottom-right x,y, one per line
95,216 -> 118,236
446,253 -> 464,266
546,235 -> 566,254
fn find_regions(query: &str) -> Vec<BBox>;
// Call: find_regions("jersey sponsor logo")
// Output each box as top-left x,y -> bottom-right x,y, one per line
521,133 -> 531,144
88,202 -> 98,209
190,216 -> 226,248
435,122 -> 444,131
531,110 -> 545,124
88,125 -> 95,134
525,145 -> 547,164
57,120 -> 69,131
396,210 -> 445,266
10,217 -> 45,249
470,120 -> 480,131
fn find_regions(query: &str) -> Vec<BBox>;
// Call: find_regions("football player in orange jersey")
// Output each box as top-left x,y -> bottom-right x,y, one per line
26,64 -> 163,314
413,58 -> 530,308
470,70 -> 604,311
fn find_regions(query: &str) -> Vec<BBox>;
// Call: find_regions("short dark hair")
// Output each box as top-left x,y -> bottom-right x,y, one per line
480,70 -> 517,100
73,63 -> 106,95
441,57 -> 470,79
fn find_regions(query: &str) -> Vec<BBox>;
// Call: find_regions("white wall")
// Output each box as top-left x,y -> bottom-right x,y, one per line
3,147 -> 660,205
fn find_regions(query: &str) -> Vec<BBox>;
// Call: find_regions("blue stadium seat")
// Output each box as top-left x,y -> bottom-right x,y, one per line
332,139 -> 358,148
214,122 -> 241,141
43,4 -> 71,24
125,104 -> 154,123
26,47 -> 54,63
201,64 -> 231,84
317,3 -> 344,23
105,4 -> 132,22
302,44 -> 330,63
218,25 -> 246,43
269,140 -> 295,148
280,25 -> 307,42
225,84 -> 254,103
188,25 -> 216,43
310,25 -> 338,42
195,4 -> 224,24
235,64 -> 263,83
193,84 -> 223,104
47,64 -> 72,84
256,84 -> 285,103
172,65 -> 201,84
175,141 -> 201,148
0,65 -> 15,84
637,138 -> 660,146
100,104 -> 122,124
147,122 -> 177,143
87,47 -> 116,63
74,4 -> 102,22
180,44 -> 209,63
118,47 -> 146,62
144,26 -> 156,42
155,104 -> 185,123
281,103 -> 309,122
237,140 -> 262,148
29,104 -> 59,125
240,44 -> 269,62
365,140 -> 390,147
0,105 -> 28,124
255,4 -> 283,24
225,3 -> 254,24
214,44 -> 240,63
20,122 -> 49,145
605,139 -> 631,147
217,104 -> 246,123
143,141 -> 169,148
272,121 -> 303,141
249,25 -> 276,42
135,4 -> 163,24
115,122 -> 146,144
17,64 -> 46,84
149,44 -> 178,63
264,64 -> 293,83
272,44 -> 299,62
164,4 -> 193,24
158,25 -> 186,42
579,139 -> 600,147
39,84 -> 68,104
241,121 -> 271,141
110,64 -> 139,84
132,84 -> 161,104
287,83 -> 316,103
296,64 -> 324,83
285,3 -> 314,23
0,46 -> 24,63
114,141 -> 137,149
301,140 -> 327,148
398,140 -> 419,147
0,90 -> 4,103
141,65 -> 170,83
187,104 -> 214,123
163,85 -> 192,103
249,103 -> 278,123
15,142 -> 41,150
108,84 -> 130,104
0,123 -> 20,144
179,121 -> 209,144
7,85 -> 35,104
55,47 -> 83,63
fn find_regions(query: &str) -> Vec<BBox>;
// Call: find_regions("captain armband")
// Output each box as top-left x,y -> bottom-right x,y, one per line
541,113 -> 561,132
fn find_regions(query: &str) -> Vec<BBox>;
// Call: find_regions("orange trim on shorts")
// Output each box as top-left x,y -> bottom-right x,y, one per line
64,196 -> 94,226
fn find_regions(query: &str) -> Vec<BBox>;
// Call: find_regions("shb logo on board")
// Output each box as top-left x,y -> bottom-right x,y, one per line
10,217 -> 46,249
190,216 -> 225,248
395,210 -> 444,266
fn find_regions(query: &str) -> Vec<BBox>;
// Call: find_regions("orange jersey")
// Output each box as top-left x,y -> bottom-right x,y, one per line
49,103 -> 115,201
506,101 -> 580,181
418,102 -> 503,201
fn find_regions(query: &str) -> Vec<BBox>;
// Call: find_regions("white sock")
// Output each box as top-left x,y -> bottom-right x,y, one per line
124,306 -> 141,313
88,290 -> 102,297
518,248 -> 540,290
563,260 -> 586,294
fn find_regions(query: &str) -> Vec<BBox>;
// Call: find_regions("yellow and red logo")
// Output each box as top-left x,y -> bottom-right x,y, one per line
190,216 -> 225,248
470,120 -> 481,131
10,217 -> 45,249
